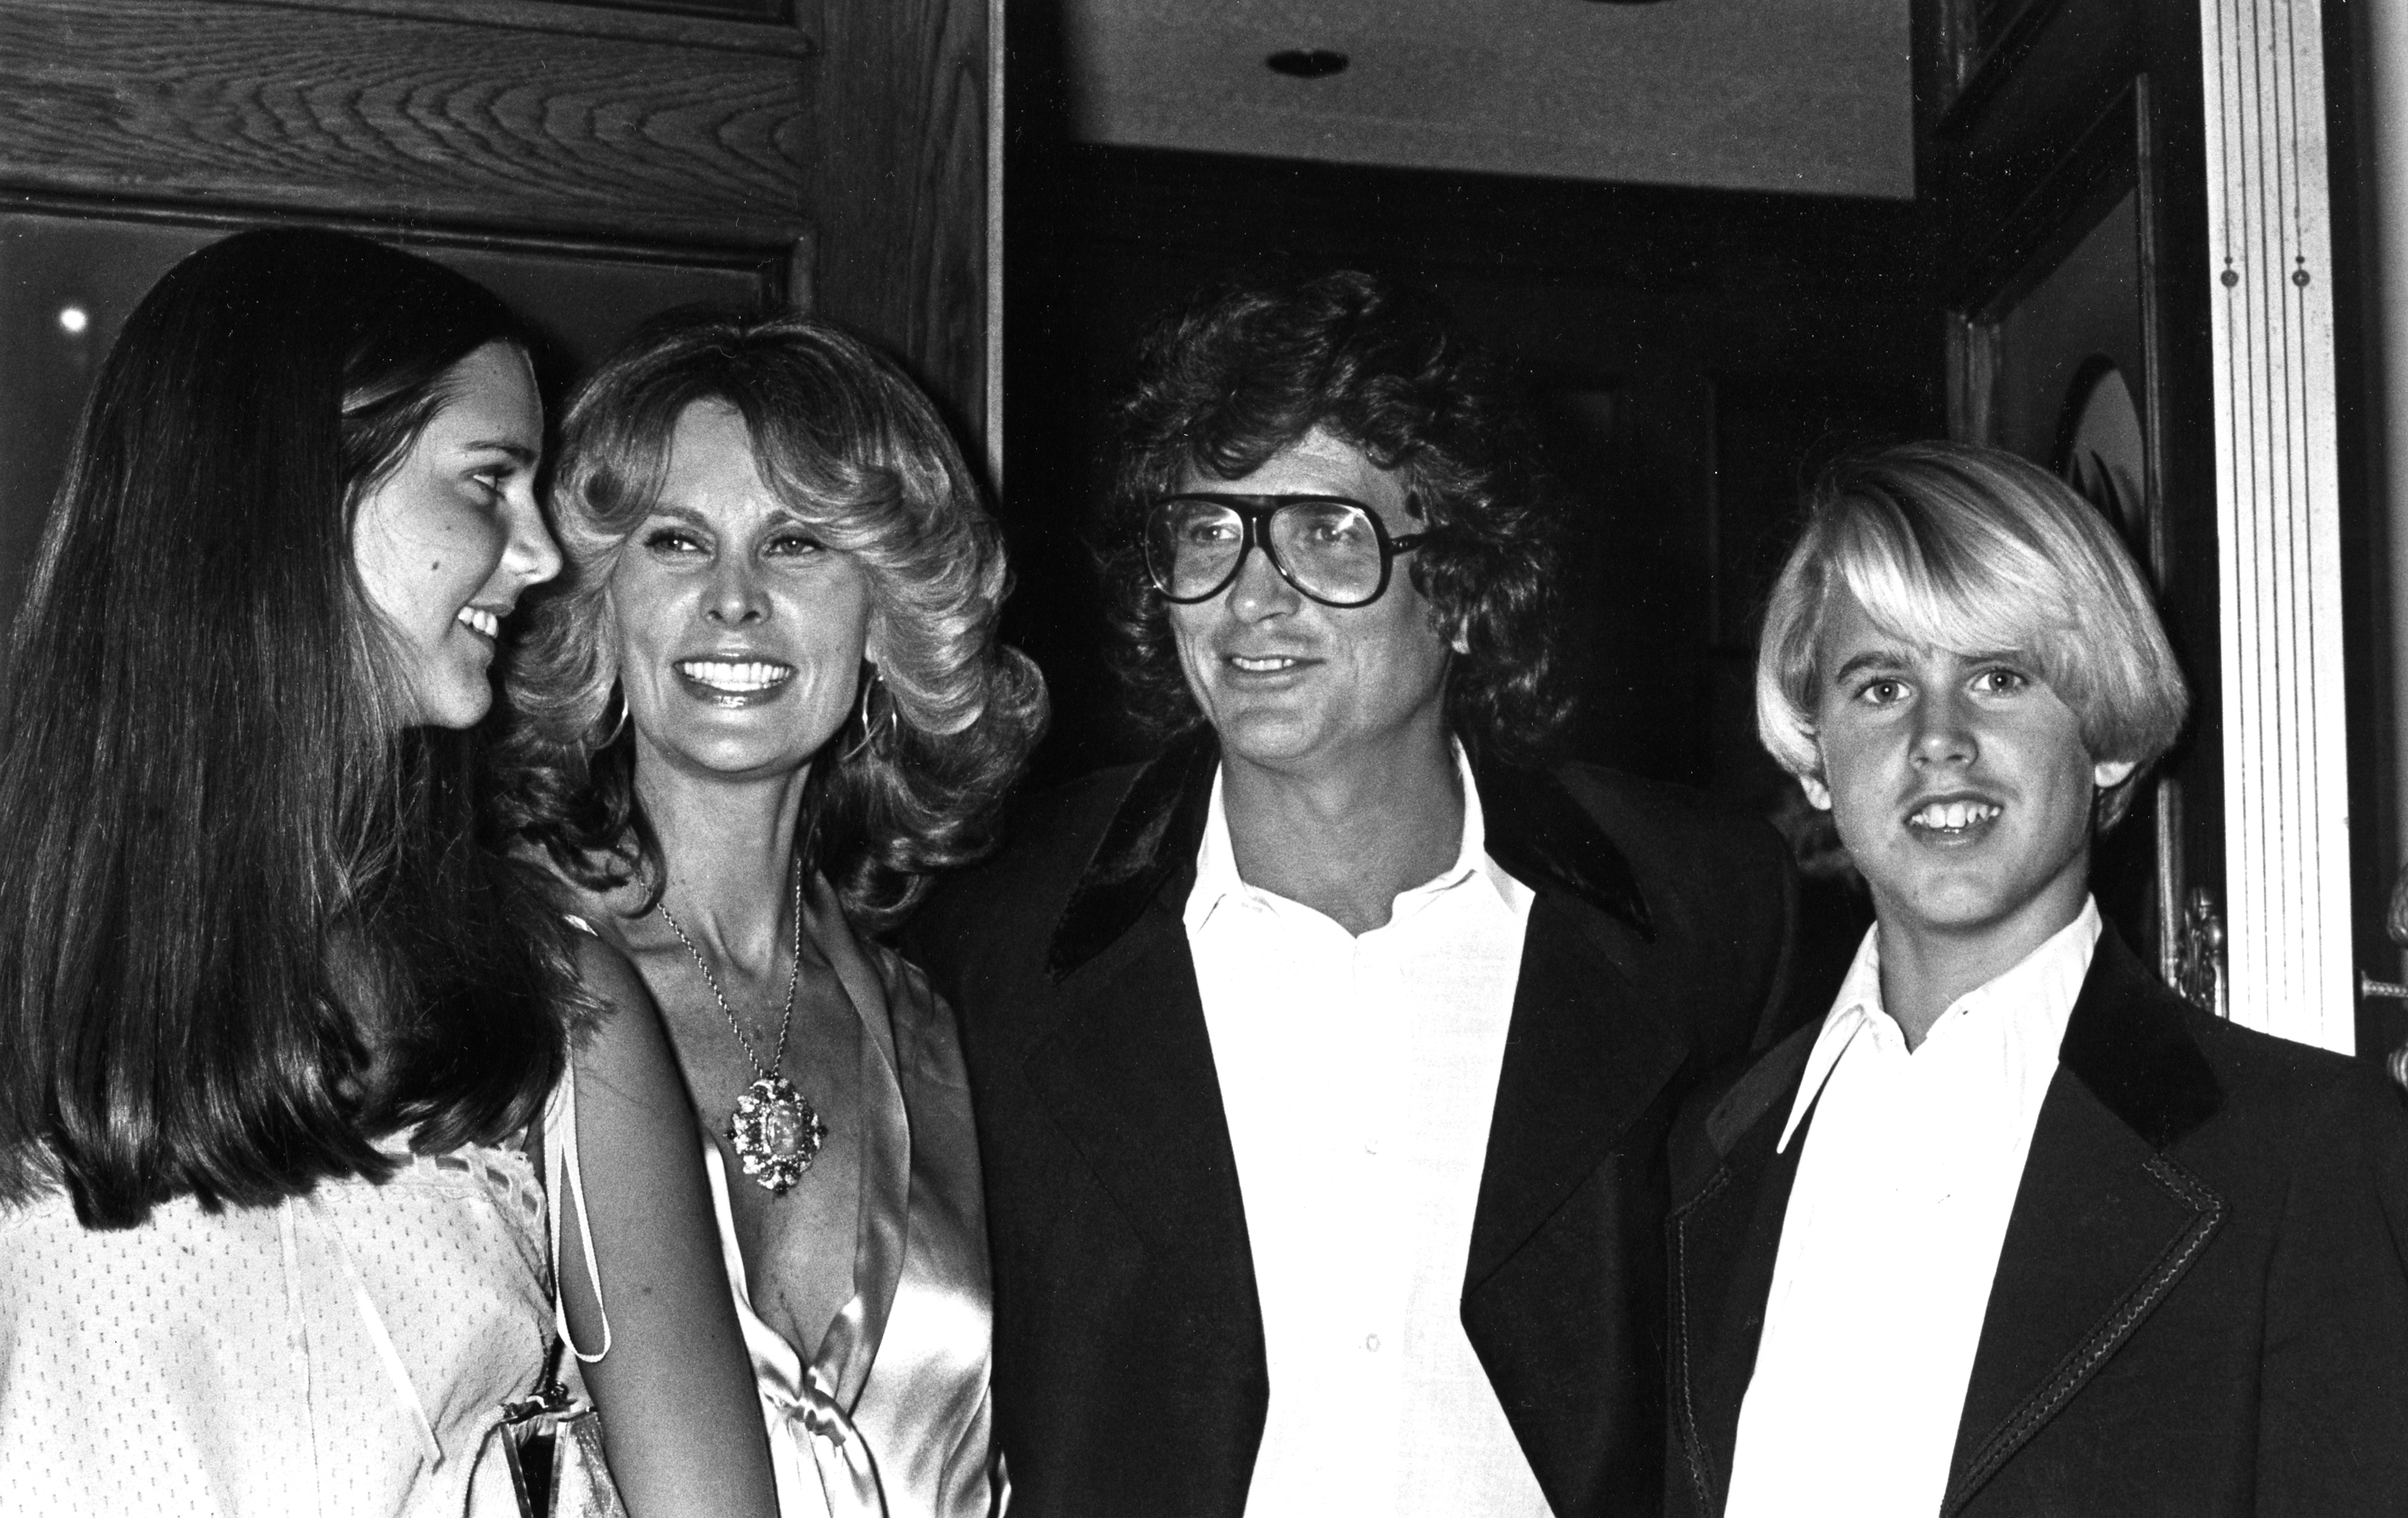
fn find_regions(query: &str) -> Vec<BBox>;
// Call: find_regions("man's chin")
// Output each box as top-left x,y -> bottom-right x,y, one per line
1210,712 -> 1327,772
1878,878 -> 2091,953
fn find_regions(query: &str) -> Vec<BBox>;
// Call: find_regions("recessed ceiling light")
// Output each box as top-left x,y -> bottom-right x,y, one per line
1266,49 -> 1348,79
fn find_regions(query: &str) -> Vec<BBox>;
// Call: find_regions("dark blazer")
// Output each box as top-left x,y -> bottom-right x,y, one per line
1666,925 -> 2408,1517
905,731 -> 1796,1518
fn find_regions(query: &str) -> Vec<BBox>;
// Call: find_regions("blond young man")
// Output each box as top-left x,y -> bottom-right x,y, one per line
1665,442 -> 2408,1517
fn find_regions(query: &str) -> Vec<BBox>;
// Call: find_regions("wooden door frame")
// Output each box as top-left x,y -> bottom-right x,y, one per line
0,0 -> 996,454
1927,0 -> 2358,1052
2193,0 -> 2355,1052
1942,77 -> 2197,991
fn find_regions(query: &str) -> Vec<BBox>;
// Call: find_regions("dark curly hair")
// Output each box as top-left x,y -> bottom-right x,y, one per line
499,311 -> 1048,934
1100,267 -> 1571,766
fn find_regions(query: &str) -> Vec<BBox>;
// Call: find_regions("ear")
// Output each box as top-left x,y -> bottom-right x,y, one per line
1799,772 -> 1832,812
2093,757 -> 2138,789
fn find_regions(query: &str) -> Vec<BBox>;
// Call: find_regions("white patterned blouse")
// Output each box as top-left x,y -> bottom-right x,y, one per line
0,1128 -> 563,1516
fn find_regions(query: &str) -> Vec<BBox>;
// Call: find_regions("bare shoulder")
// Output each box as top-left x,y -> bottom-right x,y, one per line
514,853 -> 657,1046
560,927 -> 689,1089
569,930 -> 652,1011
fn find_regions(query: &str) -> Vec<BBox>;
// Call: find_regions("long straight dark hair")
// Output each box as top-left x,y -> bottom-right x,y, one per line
0,227 -> 575,1228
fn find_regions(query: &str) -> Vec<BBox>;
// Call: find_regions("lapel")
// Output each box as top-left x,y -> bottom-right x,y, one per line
1035,743 -> 1678,1247
1462,762 -> 1678,1292
1026,729 -> 1253,1264
1666,1024 -> 1820,1514
1458,766 -> 1700,1512
1025,741 -> 1683,1493
1941,926 -> 2225,1513
1034,739 -> 1677,1281
1666,926 -> 2227,1517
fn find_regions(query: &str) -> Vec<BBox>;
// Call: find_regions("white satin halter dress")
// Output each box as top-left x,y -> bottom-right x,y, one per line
704,928 -> 1004,1518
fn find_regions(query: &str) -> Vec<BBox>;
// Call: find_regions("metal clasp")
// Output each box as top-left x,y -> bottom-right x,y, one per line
2174,885 -> 2227,1020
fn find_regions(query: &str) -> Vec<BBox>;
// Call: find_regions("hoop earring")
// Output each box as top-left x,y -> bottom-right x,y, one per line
836,663 -> 898,764
600,681 -> 632,749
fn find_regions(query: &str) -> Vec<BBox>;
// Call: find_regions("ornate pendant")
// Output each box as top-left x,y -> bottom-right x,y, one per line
726,1073 -> 828,1195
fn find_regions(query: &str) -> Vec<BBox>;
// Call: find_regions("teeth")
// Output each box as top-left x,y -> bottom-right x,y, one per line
455,607 -> 499,639
677,660 -> 790,693
1230,656 -> 1296,673
1910,800 -> 2001,832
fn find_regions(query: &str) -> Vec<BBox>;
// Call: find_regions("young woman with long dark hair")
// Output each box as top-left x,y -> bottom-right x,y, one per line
0,227 -> 776,1516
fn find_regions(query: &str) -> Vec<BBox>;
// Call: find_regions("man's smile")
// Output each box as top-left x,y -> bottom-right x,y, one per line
1904,796 -> 2004,837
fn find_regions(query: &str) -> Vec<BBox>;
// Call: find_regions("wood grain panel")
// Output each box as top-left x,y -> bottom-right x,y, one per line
0,0 -> 810,249
245,0 -> 810,57
802,0 -> 990,441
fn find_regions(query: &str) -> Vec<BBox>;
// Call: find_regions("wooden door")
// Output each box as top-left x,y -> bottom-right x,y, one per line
0,0 -> 995,619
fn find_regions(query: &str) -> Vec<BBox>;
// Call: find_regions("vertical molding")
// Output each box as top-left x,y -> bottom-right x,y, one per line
784,231 -> 816,315
1701,376 -> 1723,647
985,0 -> 1005,490
2368,0 -> 2408,989
2200,0 -> 2354,1050
802,0 -> 990,439
1946,313 -> 2001,445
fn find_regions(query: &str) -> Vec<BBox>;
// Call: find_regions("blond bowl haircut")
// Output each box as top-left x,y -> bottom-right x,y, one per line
1755,442 -> 2189,831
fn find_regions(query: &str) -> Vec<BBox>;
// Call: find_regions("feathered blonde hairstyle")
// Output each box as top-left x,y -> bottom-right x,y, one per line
501,310 -> 1046,930
1755,441 -> 2187,828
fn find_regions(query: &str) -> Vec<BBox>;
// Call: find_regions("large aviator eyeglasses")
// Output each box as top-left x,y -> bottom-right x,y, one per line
1141,492 -> 1437,609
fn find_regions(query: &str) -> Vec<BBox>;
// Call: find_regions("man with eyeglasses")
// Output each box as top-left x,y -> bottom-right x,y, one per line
908,269 -> 1797,1517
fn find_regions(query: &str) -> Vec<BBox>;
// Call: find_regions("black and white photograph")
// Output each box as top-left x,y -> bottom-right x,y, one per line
0,1 -> 2405,1514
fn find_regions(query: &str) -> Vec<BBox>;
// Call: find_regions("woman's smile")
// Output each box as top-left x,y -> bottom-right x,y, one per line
610,399 -> 876,779
676,657 -> 798,705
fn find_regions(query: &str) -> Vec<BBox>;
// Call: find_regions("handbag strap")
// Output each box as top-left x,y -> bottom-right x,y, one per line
543,1060 -> 614,1362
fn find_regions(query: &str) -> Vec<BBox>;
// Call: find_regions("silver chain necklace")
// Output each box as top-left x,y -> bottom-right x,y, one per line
656,868 -> 828,1194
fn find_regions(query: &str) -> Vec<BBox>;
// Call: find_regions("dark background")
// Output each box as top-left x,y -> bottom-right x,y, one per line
995,87 -> 1946,811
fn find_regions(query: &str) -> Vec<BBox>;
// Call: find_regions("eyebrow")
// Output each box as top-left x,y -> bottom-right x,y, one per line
641,499 -> 814,530
1828,644 -> 2036,686
465,440 -> 539,466
1828,650 -> 1909,684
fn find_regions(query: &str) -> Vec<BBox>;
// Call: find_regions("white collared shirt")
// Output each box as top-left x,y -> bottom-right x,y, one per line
1184,747 -> 1548,1517
1723,899 -> 2100,1518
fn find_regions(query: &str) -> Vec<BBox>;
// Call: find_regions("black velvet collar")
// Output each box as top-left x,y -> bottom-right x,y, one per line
2056,923 -> 2223,1150
1699,922 -> 2223,1162
1043,729 -> 1654,983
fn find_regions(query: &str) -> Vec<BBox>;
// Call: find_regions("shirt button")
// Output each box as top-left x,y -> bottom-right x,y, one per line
1365,1333 -> 1381,1352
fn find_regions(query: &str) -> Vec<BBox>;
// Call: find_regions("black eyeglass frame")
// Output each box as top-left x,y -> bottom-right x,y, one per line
1141,491 -> 1437,608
